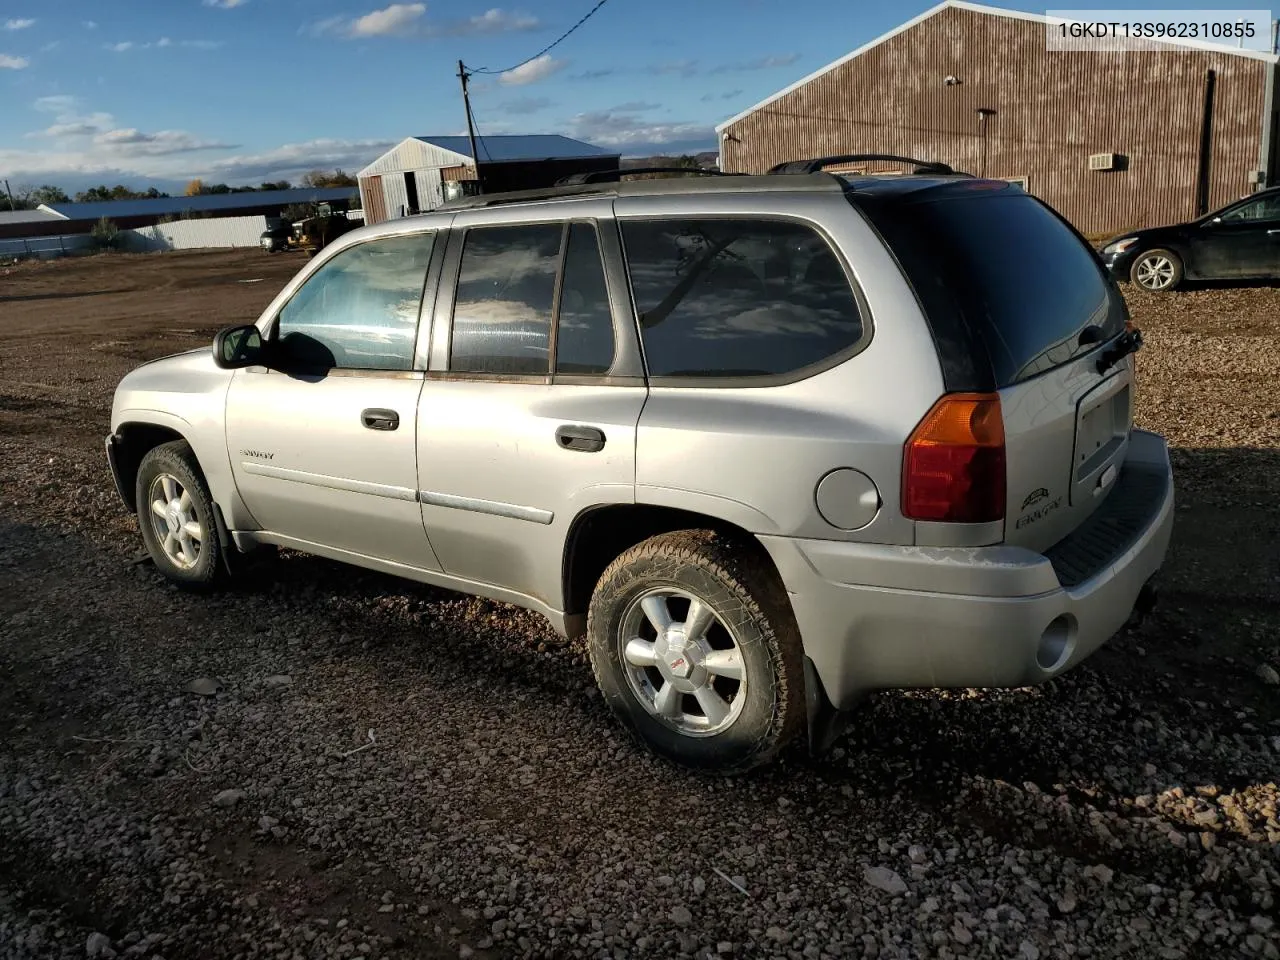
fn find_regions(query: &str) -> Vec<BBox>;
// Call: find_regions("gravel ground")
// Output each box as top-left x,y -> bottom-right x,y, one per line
1,251 -> 1278,960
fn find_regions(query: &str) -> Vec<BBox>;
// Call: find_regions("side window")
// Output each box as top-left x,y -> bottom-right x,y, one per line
275,232 -> 434,371
555,223 -> 616,375
621,218 -> 864,379
450,224 -> 562,375
1220,195 -> 1280,222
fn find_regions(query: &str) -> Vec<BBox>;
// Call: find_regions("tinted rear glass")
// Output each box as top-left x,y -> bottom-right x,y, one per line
621,218 -> 865,379
860,191 -> 1123,387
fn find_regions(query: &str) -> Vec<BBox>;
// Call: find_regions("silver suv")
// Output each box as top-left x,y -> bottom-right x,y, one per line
106,157 -> 1174,772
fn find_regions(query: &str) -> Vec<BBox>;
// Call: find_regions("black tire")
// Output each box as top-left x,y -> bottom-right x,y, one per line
586,529 -> 805,773
135,440 -> 225,589
1129,247 -> 1183,292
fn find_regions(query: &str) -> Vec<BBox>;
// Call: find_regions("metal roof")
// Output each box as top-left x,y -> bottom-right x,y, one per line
414,134 -> 616,163
716,0 -> 1279,133
42,187 -> 358,223
0,208 -> 67,225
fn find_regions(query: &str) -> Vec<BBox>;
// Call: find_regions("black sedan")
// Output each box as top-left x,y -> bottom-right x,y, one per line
1100,187 -> 1280,291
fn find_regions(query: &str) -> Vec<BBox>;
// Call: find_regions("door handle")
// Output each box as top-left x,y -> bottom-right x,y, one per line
361,408 -> 399,431
555,424 -> 606,453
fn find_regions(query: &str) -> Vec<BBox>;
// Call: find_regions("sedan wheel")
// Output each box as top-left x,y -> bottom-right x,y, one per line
1131,249 -> 1183,291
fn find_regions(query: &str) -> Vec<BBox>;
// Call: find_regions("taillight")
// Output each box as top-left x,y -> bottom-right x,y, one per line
902,393 -> 1006,523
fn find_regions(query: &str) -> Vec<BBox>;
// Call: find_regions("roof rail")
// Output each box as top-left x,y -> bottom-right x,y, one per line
556,166 -> 742,185
767,154 -> 957,176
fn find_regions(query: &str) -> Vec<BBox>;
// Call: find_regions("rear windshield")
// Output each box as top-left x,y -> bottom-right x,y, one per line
857,189 -> 1125,387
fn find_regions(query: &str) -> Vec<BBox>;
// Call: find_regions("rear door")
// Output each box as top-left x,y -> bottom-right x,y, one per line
860,186 -> 1134,551
415,199 -> 647,611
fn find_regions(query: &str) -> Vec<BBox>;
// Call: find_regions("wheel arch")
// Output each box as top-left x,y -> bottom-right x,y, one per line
110,421 -> 189,512
561,503 -> 787,634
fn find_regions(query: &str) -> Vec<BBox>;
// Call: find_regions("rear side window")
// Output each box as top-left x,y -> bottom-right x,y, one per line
620,218 -> 864,379
450,224 -> 561,375
860,191 -> 1123,387
555,223 -> 616,375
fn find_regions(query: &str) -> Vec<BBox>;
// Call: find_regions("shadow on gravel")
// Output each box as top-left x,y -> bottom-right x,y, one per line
0,289 -> 135,303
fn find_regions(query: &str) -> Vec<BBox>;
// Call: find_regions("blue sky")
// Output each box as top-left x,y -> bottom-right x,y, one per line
0,0 -> 1263,191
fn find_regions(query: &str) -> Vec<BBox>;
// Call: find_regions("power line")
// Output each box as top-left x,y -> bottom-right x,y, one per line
468,0 -> 612,75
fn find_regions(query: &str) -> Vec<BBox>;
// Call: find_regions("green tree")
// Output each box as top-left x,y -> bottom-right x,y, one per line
301,169 -> 357,188
28,185 -> 70,206
260,180 -> 292,191
90,217 -> 120,250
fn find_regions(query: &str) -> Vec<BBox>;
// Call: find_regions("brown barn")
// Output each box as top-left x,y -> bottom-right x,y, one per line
716,1 -> 1279,235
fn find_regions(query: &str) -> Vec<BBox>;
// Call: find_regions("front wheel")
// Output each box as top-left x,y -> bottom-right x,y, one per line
135,440 -> 225,589
1130,248 -> 1183,291
586,530 -> 805,773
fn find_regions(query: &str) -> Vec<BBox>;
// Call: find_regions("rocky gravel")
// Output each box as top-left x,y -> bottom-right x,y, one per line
1,251 -> 1279,959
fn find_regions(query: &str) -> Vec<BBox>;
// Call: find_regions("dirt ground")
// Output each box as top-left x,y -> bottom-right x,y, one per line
1,249 -> 1278,960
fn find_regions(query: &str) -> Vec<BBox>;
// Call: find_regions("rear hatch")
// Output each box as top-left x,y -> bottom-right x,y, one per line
852,180 -> 1134,551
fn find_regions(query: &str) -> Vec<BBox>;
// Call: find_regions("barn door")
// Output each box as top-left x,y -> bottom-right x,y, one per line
364,176 -> 388,225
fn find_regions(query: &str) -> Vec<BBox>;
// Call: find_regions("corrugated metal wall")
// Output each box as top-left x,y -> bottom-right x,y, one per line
382,174 -> 409,220
124,215 -> 269,252
415,168 -> 444,211
721,6 -> 1271,233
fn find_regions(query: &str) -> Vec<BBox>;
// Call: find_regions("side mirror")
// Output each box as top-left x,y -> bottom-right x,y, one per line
212,324 -> 265,369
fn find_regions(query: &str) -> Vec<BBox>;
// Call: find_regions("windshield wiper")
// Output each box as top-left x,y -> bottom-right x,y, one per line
1096,326 -> 1143,375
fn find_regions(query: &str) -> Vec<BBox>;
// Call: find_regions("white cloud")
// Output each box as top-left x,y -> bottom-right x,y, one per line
82,20 -> 98,30
349,3 -> 426,38
106,38 -> 220,52
94,128 -> 236,156
35,95 -> 78,114
5,18 -> 36,31
460,9 -> 539,34
203,0 -> 247,7
0,54 -> 29,69
499,54 -> 565,86
0,135 -> 388,187
40,40 -> 59,52
569,110 -> 713,153
41,121 -> 105,137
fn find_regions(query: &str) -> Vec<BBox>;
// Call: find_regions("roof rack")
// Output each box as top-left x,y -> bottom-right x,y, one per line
767,154 -> 959,176
556,166 -> 742,185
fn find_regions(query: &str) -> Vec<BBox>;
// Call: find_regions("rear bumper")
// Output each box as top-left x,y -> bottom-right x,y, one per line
760,429 -> 1175,710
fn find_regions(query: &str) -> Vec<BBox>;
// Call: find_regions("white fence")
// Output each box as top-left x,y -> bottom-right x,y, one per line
0,234 -> 93,259
123,215 -> 269,252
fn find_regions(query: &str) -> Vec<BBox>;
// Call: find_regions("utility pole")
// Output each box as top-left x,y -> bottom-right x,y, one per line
2,179 -> 15,212
457,60 -> 484,195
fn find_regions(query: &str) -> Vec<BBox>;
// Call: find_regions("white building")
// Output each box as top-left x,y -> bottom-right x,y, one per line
357,134 -> 618,224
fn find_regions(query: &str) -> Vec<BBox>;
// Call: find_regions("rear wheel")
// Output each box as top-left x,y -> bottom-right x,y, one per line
1130,248 -> 1183,291
135,441 -> 224,589
586,530 -> 804,773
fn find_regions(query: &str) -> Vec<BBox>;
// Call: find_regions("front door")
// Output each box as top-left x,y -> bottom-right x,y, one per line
416,202 -> 647,611
1192,193 -> 1280,279
226,229 -> 442,570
